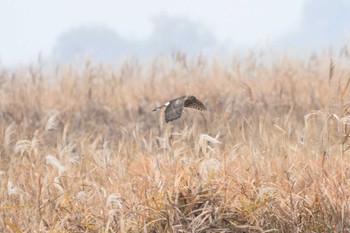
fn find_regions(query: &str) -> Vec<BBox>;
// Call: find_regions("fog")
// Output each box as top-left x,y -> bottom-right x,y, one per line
0,0 -> 349,66
53,16 -> 217,63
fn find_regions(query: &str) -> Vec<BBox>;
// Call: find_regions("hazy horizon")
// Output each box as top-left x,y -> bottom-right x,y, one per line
1,0 -> 349,67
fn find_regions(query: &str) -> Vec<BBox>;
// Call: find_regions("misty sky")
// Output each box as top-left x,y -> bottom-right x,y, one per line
0,0 -> 349,66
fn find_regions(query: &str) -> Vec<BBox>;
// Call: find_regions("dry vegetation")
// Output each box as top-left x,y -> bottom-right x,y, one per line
1,49 -> 350,232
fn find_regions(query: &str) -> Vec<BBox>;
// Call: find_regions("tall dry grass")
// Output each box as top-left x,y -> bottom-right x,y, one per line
1,49 -> 350,232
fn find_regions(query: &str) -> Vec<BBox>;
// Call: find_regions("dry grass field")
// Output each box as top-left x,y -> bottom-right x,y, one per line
1,49 -> 350,232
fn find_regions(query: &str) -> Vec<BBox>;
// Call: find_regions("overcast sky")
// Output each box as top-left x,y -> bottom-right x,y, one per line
0,0 -> 349,66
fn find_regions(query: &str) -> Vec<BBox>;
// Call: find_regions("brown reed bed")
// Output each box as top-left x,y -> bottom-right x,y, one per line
1,50 -> 350,232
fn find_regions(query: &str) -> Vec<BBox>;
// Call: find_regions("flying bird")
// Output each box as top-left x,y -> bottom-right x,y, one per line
153,95 -> 208,123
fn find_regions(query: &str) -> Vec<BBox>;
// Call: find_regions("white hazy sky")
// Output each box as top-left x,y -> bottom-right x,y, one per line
0,0 -> 331,66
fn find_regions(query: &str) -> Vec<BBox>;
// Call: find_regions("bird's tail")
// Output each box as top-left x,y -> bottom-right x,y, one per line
152,105 -> 165,111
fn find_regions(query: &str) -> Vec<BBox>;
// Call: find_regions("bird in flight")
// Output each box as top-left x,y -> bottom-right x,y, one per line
153,95 -> 208,123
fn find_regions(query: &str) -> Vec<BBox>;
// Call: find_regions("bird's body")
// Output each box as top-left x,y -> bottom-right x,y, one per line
153,95 -> 208,123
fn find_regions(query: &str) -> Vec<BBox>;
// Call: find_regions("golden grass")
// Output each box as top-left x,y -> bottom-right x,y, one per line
1,50 -> 350,232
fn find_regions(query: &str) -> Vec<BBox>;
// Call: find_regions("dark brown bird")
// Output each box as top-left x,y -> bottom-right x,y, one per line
153,95 -> 208,123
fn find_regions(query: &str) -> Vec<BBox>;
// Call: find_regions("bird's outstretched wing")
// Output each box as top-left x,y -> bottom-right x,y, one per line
184,96 -> 208,111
